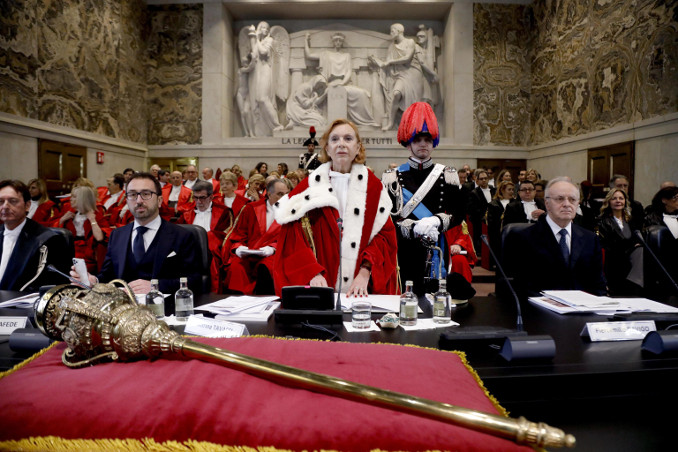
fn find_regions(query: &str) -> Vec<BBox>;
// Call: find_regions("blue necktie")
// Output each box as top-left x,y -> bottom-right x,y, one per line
558,229 -> 569,263
133,226 -> 148,263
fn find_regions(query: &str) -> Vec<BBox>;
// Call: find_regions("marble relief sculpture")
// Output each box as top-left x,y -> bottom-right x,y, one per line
285,74 -> 327,129
235,23 -> 441,136
303,32 -> 380,127
238,22 -> 289,136
369,23 -> 426,131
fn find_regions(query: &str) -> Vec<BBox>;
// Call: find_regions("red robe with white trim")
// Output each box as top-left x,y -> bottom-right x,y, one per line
273,163 -> 398,296
222,199 -> 280,294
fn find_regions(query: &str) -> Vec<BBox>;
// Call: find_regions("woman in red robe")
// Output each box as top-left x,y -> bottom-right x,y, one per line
274,119 -> 398,297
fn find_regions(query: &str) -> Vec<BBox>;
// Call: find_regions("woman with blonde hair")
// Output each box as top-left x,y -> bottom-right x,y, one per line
59,185 -> 109,273
26,178 -> 57,225
274,118 -> 398,297
596,188 -> 643,295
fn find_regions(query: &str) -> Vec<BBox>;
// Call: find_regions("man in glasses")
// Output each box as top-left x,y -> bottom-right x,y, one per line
177,181 -> 231,292
73,173 -> 202,295
502,179 -> 546,227
0,180 -> 72,291
503,177 -> 606,298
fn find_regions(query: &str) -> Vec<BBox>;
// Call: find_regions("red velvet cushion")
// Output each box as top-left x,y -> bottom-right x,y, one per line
0,337 -> 532,451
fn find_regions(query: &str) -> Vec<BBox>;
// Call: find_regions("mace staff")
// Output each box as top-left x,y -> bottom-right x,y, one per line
35,282 -> 575,449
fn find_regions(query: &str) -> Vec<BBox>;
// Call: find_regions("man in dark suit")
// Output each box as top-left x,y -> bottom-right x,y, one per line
503,177 -> 606,298
610,174 -> 644,230
467,169 -> 495,255
74,173 -> 203,294
0,180 -> 72,291
502,179 -> 546,226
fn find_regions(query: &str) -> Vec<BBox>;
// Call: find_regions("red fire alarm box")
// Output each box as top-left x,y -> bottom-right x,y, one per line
96,152 -> 104,164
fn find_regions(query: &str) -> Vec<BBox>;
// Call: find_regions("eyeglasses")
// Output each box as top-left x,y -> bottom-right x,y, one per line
193,195 -> 211,201
546,196 -> 578,204
127,191 -> 157,201
519,188 -> 534,192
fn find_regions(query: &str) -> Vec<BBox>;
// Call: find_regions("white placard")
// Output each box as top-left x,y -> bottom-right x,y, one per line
184,315 -> 248,338
0,317 -> 28,335
582,321 -> 656,342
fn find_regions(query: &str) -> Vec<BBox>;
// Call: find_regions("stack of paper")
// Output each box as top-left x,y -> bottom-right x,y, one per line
0,293 -> 39,309
530,290 -> 678,315
196,296 -> 280,322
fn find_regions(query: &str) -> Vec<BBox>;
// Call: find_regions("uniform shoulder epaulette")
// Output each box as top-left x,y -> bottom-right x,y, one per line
381,168 -> 398,185
443,166 -> 460,186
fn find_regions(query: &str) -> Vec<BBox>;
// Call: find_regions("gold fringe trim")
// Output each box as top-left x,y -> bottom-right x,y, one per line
0,341 -> 59,381
0,436 -> 463,452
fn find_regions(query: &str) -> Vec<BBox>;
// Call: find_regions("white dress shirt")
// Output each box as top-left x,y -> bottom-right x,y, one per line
545,215 -> 572,252
481,187 -> 492,203
664,213 -> 678,239
132,215 -> 162,252
0,218 -> 27,282
223,195 -> 235,209
329,170 -> 351,219
193,203 -> 212,232
104,191 -> 123,210
168,185 -> 182,202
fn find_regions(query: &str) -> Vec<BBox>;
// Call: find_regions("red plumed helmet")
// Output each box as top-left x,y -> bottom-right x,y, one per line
397,102 -> 439,147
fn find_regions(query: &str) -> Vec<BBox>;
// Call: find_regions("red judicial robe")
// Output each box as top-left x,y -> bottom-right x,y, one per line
30,200 -> 58,226
177,203 -> 233,292
161,184 -> 194,220
61,206 -> 110,273
274,163 -> 398,296
222,199 -> 280,294
443,222 -> 475,284
209,194 -> 250,293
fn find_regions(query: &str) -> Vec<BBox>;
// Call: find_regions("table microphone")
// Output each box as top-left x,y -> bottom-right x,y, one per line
633,230 -> 678,294
439,235 -> 555,361
47,264 -> 91,290
336,217 -> 343,310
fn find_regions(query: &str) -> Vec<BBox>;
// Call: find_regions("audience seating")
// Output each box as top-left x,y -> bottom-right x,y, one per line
176,224 -> 212,294
643,225 -> 678,301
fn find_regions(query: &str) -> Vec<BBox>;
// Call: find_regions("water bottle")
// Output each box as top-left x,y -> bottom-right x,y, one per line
399,280 -> 418,326
174,277 -> 194,320
432,278 -> 451,324
145,279 -> 165,318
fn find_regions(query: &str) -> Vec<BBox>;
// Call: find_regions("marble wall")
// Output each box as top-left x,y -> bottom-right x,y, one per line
473,3 -> 533,146
0,1 -> 203,146
531,0 -> 678,145
146,3 -> 203,145
0,0 -> 149,143
474,0 -> 678,147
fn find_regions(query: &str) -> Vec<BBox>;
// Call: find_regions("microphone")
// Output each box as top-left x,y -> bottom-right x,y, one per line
47,264 -> 91,290
481,234 -> 523,331
336,217 -> 343,310
633,230 -> 678,295
439,235 -> 555,362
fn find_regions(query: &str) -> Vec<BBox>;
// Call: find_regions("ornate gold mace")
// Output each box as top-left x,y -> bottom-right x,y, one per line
35,282 -> 575,449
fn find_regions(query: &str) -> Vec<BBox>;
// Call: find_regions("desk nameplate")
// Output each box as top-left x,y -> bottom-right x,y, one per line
581,321 -> 656,342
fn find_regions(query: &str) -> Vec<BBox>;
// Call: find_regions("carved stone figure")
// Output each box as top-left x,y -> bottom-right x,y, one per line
415,25 -> 440,107
236,55 -> 255,137
304,32 -> 379,127
238,22 -> 290,136
286,74 -> 327,129
369,24 -> 426,131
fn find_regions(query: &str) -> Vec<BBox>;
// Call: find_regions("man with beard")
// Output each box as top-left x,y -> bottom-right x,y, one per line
72,173 -> 203,294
